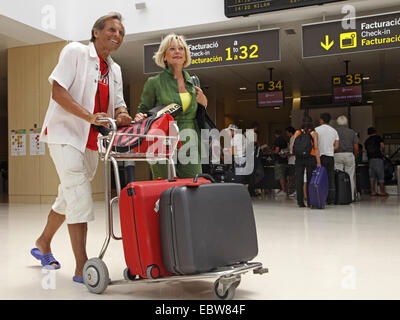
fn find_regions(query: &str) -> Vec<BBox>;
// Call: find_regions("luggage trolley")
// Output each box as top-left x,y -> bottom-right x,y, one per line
83,117 -> 268,300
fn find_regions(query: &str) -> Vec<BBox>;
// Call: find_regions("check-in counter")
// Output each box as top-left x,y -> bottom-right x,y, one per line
356,163 -> 399,195
256,165 -> 281,190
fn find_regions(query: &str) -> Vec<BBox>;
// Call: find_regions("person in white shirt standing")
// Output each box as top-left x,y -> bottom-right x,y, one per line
31,13 -> 132,283
315,112 -> 339,205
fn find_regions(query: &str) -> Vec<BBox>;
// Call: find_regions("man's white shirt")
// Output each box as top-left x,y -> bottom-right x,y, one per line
315,124 -> 339,157
40,41 -> 126,153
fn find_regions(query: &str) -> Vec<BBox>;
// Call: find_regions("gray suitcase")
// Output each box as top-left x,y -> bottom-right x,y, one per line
159,175 -> 258,275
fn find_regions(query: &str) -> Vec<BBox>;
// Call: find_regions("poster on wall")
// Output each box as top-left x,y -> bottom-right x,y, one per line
29,128 -> 45,156
10,129 -> 26,156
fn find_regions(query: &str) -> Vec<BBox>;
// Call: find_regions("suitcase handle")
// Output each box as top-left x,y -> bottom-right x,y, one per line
193,173 -> 216,183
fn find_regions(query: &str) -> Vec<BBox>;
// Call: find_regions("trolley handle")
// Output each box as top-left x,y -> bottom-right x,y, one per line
96,117 -> 118,161
193,174 -> 216,183
97,117 -> 117,133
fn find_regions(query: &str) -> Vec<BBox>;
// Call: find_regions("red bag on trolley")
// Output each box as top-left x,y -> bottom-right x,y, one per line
112,113 -> 176,154
99,103 -> 182,154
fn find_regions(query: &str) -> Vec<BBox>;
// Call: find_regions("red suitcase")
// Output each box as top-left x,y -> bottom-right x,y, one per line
119,177 -> 211,279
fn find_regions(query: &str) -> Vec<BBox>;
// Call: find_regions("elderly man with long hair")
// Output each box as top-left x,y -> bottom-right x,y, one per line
31,12 -> 131,283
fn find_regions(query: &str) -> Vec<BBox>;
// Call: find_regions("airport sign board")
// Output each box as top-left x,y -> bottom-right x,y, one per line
303,11 -> 400,58
224,0 -> 343,18
331,73 -> 363,103
144,29 -> 280,74
256,80 -> 284,108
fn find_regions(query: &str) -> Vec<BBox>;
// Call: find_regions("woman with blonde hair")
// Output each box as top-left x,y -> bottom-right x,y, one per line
134,34 -> 208,179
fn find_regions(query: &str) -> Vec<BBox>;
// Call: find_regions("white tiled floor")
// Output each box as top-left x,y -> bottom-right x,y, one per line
1,194 -> 400,300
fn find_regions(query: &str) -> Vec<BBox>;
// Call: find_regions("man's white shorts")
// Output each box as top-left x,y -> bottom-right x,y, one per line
48,144 -> 98,224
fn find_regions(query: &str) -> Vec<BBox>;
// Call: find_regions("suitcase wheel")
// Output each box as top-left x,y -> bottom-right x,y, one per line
83,258 -> 109,294
146,264 -> 161,279
123,267 -> 136,281
214,276 -> 241,300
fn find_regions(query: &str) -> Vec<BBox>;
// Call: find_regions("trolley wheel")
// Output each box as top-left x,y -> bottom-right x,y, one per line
123,267 -> 136,281
146,264 -> 161,279
83,258 -> 109,294
213,278 -> 240,300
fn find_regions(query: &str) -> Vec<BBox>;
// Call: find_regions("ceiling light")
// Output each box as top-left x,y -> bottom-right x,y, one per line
367,100 -> 374,104
363,76 -> 370,80
369,88 -> 400,93
284,29 -> 296,35
239,87 -> 247,91
274,107 -> 280,110
135,2 -> 146,9
237,99 -> 256,102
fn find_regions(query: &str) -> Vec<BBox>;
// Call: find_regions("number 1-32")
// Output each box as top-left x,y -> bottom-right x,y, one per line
226,45 -> 259,61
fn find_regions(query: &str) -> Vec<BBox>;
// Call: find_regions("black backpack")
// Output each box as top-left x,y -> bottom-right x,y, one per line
293,130 -> 313,159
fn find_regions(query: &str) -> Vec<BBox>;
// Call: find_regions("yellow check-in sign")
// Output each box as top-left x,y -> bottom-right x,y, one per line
321,35 -> 334,51
333,77 -> 341,85
340,32 -> 357,49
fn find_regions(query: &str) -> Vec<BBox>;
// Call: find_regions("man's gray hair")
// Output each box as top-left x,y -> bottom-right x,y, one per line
91,12 -> 125,42
336,115 -> 348,126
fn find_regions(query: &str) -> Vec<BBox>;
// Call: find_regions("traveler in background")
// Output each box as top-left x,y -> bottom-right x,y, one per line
33,13 -> 131,283
272,130 -> 288,196
227,124 -> 247,183
285,126 -> 296,197
315,113 -> 339,205
334,115 -> 359,201
364,127 -> 388,196
251,121 -> 260,144
291,116 -> 321,208
125,161 -> 135,185
247,122 -> 262,197
356,142 -> 364,164
118,161 -> 135,189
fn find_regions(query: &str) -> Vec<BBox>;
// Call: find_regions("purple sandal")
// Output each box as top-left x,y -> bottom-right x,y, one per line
30,248 -> 43,260
41,253 -> 61,269
31,248 -> 61,269
73,276 -> 84,283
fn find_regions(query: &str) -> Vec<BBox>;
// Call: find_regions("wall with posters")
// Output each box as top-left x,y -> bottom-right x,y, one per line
7,42 -> 105,203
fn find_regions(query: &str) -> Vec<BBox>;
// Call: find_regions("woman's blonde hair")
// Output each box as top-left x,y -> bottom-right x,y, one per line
153,34 -> 191,69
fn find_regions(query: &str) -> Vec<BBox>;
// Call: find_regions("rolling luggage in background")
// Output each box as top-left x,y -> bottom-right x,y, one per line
309,166 -> 329,209
119,177 -> 210,279
356,164 -> 370,194
159,175 -> 258,275
335,170 -> 352,205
